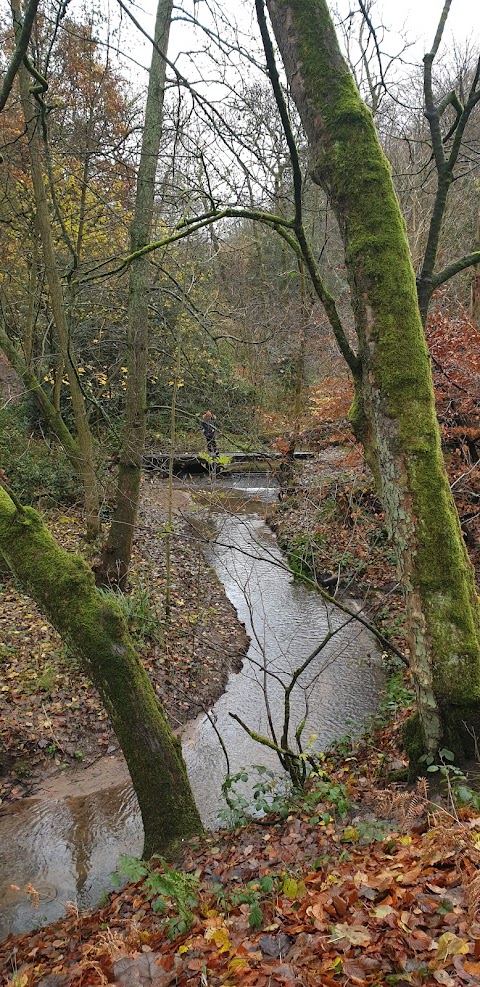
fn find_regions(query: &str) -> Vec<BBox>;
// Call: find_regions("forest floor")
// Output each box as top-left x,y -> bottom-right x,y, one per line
2,438 -> 480,985
0,480 -> 248,805
2,673 -> 480,986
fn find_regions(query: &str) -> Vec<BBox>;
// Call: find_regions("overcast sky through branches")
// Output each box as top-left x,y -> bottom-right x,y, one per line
128,0 -> 480,71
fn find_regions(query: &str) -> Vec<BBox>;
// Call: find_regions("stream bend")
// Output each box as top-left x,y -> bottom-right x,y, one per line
0,474 -> 384,937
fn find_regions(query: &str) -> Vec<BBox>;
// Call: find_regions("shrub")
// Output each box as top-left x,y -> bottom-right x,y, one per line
0,405 -> 79,506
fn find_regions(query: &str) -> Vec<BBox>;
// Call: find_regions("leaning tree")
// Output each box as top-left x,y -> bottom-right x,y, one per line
0,0 -> 202,858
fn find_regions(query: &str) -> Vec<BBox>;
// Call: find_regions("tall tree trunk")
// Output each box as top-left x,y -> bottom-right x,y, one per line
470,206 -> 480,330
0,488 -> 202,858
100,0 -> 173,585
12,0 -> 100,539
265,0 -> 480,756
24,230 -> 39,370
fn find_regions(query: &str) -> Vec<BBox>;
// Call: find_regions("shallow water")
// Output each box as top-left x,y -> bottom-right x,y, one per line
0,474 -> 384,937
0,782 -> 141,938
183,503 -> 384,827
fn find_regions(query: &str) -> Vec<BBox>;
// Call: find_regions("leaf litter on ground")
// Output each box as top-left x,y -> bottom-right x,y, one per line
2,762 -> 480,987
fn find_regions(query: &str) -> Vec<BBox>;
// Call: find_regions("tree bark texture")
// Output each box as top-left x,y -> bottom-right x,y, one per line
470,207 -> 480,330
0,488 -> 203,858
12,0 -> 100,538
265,0 -> 480,755
101,0 -> 173,585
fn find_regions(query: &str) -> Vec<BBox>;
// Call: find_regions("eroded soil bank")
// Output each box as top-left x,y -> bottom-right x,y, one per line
267,441 -> 480,663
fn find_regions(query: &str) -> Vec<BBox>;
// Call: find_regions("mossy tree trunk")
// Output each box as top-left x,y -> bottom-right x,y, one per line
265,0 -> 480,755
100,0 -> 173,586
0,487 -> 202,858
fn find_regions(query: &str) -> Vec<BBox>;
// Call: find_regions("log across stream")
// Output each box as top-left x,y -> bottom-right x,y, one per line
0,474 -> 384,937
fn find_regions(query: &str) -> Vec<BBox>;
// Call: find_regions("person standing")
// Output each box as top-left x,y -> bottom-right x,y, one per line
201,410 -> 218,456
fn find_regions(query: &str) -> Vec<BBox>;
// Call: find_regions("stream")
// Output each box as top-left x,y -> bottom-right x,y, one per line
0,474 -> 385,938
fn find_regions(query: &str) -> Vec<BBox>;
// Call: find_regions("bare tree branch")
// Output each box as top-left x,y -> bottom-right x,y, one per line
0,0 -> 40,114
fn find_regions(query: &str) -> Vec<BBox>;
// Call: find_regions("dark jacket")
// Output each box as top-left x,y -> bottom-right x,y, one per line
201,417 -> 217,440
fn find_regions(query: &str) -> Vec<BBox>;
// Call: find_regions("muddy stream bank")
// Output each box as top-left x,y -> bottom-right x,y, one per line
0,473 -> 385,938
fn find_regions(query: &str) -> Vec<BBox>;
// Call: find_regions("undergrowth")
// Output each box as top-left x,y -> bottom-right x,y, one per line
112,856 -> 292,937
0,406 -> 79,506
220,761 -> 350,829
96,582 -> 163,644
112,857 -> 201,939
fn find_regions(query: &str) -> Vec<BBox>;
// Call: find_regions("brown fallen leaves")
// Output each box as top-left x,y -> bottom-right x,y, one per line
2,792 -> 480,987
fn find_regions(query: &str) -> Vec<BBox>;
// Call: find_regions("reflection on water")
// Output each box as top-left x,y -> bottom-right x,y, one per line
183,509 -> 384,827
0,474 -> 384,938
183,470 -> 278,514
0,783 -> 142,938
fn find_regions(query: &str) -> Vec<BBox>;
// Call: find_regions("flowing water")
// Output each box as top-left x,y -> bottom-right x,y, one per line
0,474 -> 384,938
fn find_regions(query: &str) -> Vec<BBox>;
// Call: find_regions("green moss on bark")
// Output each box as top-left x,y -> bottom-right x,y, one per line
267,0 -> 480,756
403,712 -> 425,779
0,489 -> 202,857
405,703 -> 480,767
439,703 -> 480,758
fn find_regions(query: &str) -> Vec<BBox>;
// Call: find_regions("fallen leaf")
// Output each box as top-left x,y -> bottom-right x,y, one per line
436,932 -> 470,961
432,971 -> 455,986
205,926 -> 231,953
372,903 -> 395,919
330,923 -> 371,946
464,960 -> 480,975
